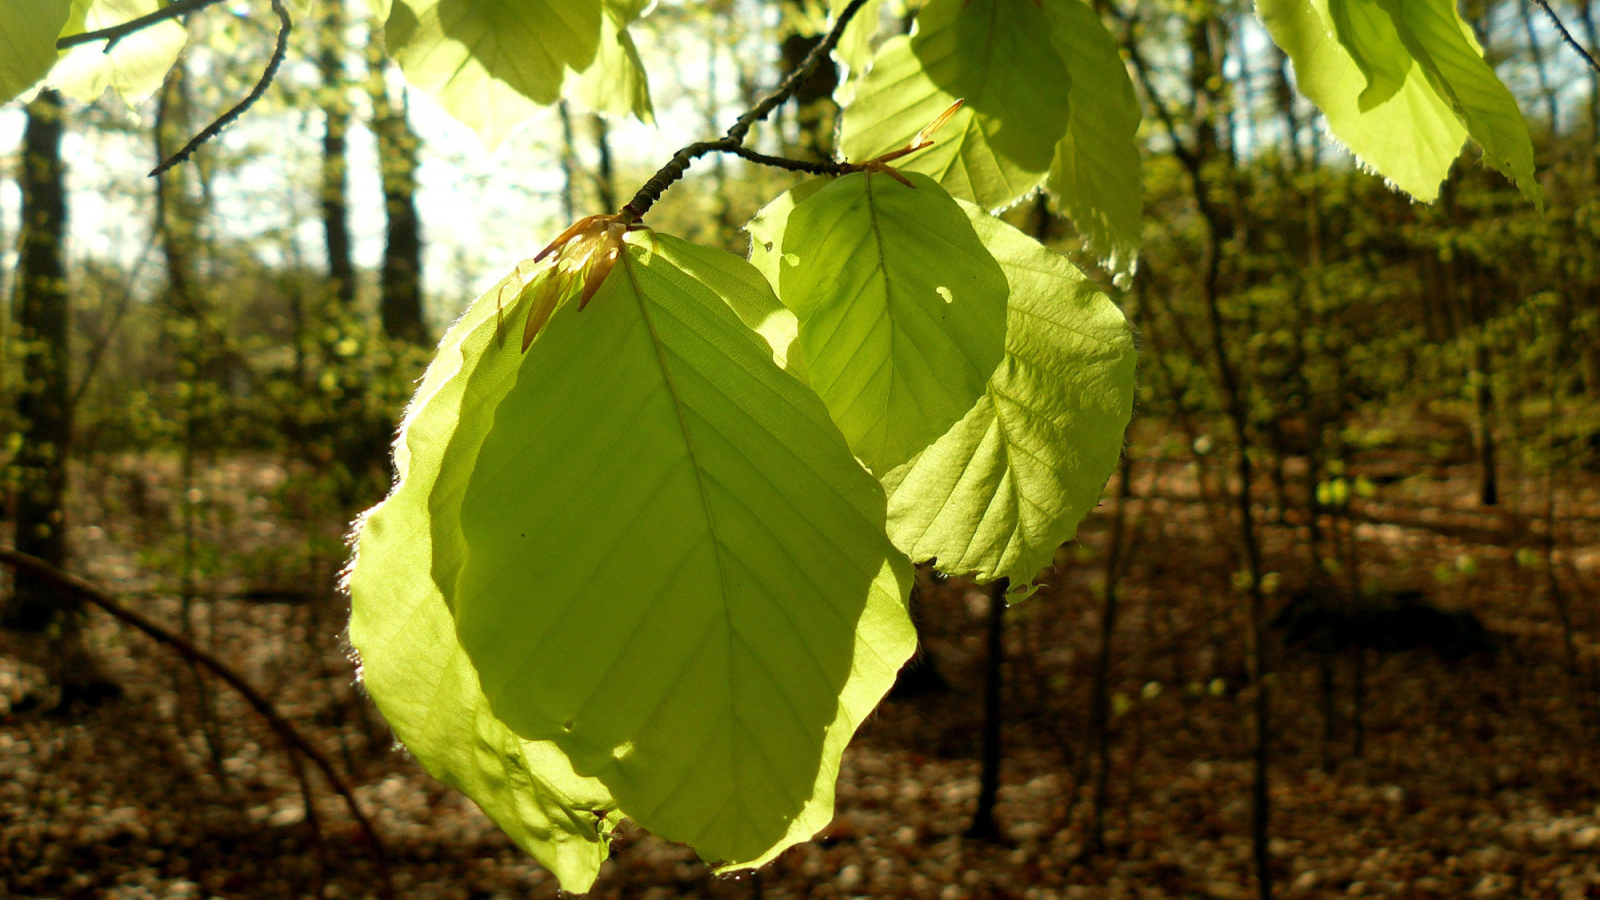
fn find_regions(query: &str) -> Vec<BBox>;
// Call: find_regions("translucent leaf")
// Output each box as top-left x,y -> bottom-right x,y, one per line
50,0 -> 187,107
778,171 -> 1009,474
1041,0 -> 1142,277
347,268 -> 617,894
450,233 -> 916,868
385,0 -> 602,147
0,0 -> 72,105
1327,0 -> 1412,110
1257,0 -> 1465,200
880,202 -> 1136,585
830,0 -> 885,106
747,188 -> 1135,586
568,0 -> 653,121
1381,0 -> 1542,205
839,0 -> 1073,211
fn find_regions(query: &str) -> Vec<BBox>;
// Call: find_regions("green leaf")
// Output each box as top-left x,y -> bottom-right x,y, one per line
450,233 -> 916,868
839,0 -> 1073,211
1041,0 -> 1142,277
385,0 -> 603,147
830,0 -> 885,106
347,266 -> 617,894
570,0 -> 653,121
778,171 -> 1010,474
1257,0 -> 1466,201
881,202 -> 1136,585
0,0 -> 72,105
50,0 -> 187,106
1380,0 -> 1542,205
1327,0 -> 1412,111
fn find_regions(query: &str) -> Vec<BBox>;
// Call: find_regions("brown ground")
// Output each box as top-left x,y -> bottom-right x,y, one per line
2,450 -> 1598,900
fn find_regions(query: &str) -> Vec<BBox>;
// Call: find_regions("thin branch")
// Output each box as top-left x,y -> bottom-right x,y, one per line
726,145 -> 848,176
71,236 -> 157,410
150,0 -> 292,178
57,0 -> 227,50
1531,0 -> 1600,74
0,547 -> 393,900
621,0 -> 869,220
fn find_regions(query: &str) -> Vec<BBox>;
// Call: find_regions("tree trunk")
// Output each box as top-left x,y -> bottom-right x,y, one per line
321,0 -> 356,308
592,113 -> 616,212
4,90 -> 72,635
368,32 -> 426,345
967,577 -> 1010,841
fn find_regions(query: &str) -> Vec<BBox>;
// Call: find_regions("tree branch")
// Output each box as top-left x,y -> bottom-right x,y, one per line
150,0 -> 292,178
57,0 -> 227,50
620,0 -> 870,220
0,547 -> 393,900
726,145 -> 848,176
1531,0 -> 1600,75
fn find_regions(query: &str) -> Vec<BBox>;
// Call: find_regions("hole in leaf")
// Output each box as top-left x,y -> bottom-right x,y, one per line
935,286 -> 953,304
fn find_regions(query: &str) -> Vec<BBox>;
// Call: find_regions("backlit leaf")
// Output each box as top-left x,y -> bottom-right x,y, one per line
347,267 -> 617,894
385,0 -> 602,146
1257,0 -> 1465,200
778,171 -> 1009,474
450,233 -> 916,868
1381,0 -> 1541,205
50,0 -> 187,106
1041,0 -> 1142,277
0,0 -> 72,105
880,202 -> 1136,585
1327,0 -> 1412,110
830,0 -> 886,106
570,0 -> 654,121
839,0 -> 1073,211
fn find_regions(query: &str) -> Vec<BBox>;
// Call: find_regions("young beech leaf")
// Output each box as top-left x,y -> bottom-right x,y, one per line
0,0 -> 72,105
746,192 -> 1137,587
449,233 -> 916,869
880,202 -> 1136,586
1327,0 -> 1413,111
385,0 -> 604,147
1257,0 -> 1466,201
778,171 -> 1009,475
1379,0 -> 1542,206
839,0 -> 1073,212
1041,0 -> 1143,277
347,265 -> 619,894
49,0 -> 188,107
570,0 -> 654,122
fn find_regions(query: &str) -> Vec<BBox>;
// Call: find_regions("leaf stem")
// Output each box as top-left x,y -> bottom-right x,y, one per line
620,0 -> 870,221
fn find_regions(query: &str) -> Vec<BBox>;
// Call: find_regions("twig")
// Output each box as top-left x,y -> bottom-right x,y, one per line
57,0 -> 227,50
150,0 -> 293,178
727,144 -> 847,176
1531,0 -> 1600,74
620,0 -> 869,220
0,547 -> 394,900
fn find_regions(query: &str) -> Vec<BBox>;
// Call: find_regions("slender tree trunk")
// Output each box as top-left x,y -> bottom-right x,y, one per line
592,114 -> 616,212
1518,0 -> 1561,128
559,100 -> 578,222
321,0 -> 355,308
1474,342 -> 1498,506
1086,453 -> 1134,855
368,33 -> 426,345
4,90 -> 72,637
967,577 -> 1010,841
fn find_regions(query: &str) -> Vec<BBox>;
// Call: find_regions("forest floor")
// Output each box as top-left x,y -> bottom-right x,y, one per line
2,449 -> 1599,900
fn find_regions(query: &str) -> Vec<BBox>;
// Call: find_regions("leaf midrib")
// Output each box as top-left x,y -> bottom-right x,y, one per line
616,244 -> 740,814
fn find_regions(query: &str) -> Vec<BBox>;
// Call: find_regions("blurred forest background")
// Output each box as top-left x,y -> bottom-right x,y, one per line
2,0 -> 1600,898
